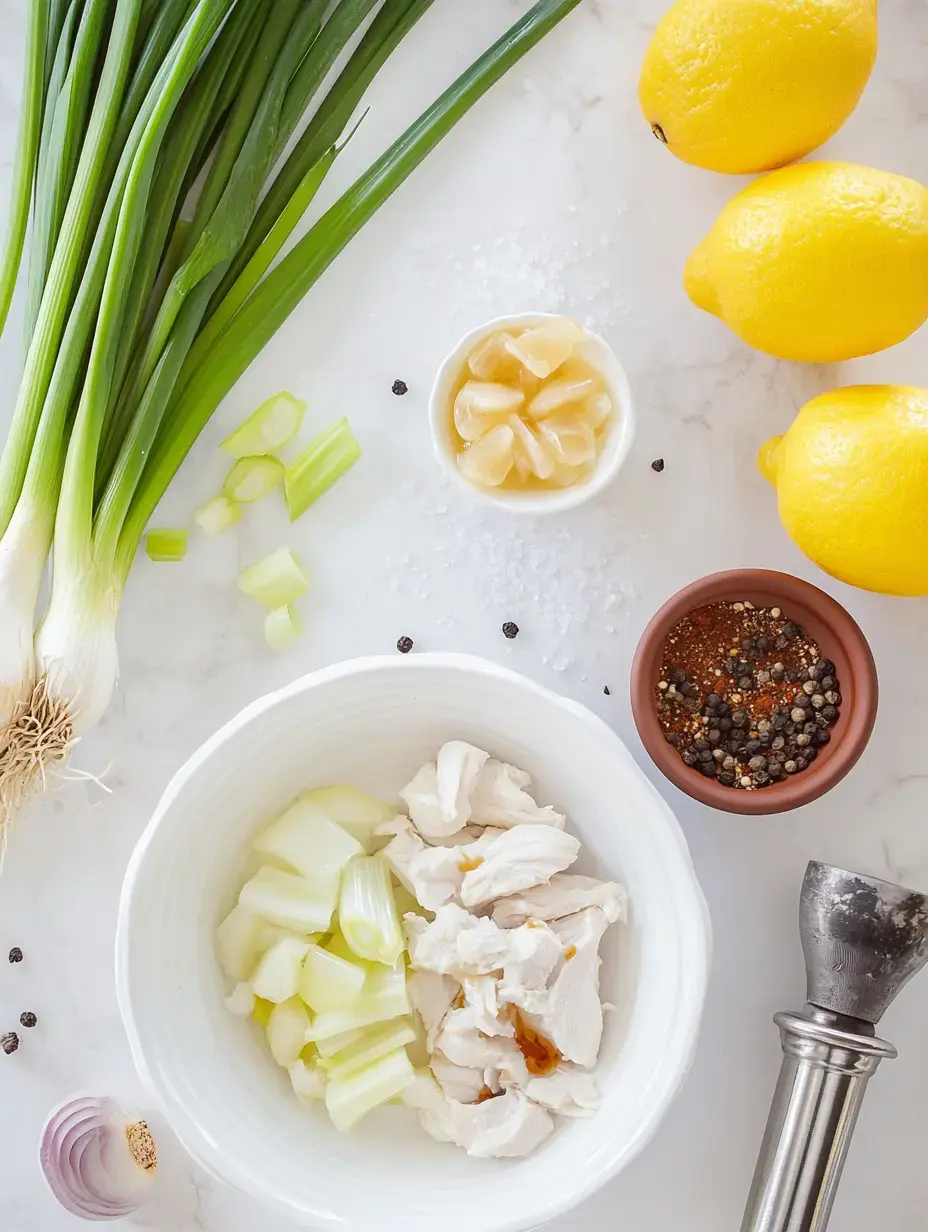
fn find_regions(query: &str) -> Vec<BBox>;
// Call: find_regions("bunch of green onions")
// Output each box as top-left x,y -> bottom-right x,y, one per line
0,0 -> 582,821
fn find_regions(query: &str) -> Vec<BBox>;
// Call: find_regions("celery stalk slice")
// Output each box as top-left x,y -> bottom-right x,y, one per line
144,527 -> 187,561
338,854 -> 404,966
195,494 -> 241,536
314,1027 -> 367,1059
253,801 -> 362,883
239,865 -> 336,934
299,785 -> 397,848
299,943 -> 367,1014
266,996 -> 311,1068
320,1018 -> 416,1082
238,547 -> 309,608
305,965 -> 411,1042
221,391 -> 307,457
251,935 -> 311,1004
222,454 -> 283,503
264,605 -> 302,652
324,1047 -> 415,1132
284,418 -> 360,522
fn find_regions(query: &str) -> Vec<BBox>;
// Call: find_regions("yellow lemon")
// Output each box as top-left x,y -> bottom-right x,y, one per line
684,162 -> 928,362
638,0 -> 877,174
759,386 -> 928,596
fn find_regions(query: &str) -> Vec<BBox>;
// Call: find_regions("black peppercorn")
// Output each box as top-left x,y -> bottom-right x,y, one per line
718,717 -> 732,733
718,772 -> 736,787
391,379 -> 408,395
664,732 -> 679,746
670,668 -> 687,684
8,947 -> 22,963
19,1012 -> 36,1029
603,686 -> 611,695
502,622 -> 519,639
697,760 -> 717,777
818,659 -> 835,677
650,458 -> 665,472
707,729 -> 721,744
1,1032 -> 18,1055
731,710 -> 747,728
396,636 -> 413,654
753,770 -> 770,786
682,748 -> 698,766
745,739 -> 762,756
782,622 -> 801,640
821,705 -> 838,724
693,738 -> 710,752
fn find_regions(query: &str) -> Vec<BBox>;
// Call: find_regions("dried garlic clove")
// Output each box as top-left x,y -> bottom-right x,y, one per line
505,319 -> 587,379
508,414 -> 556,480
537,413 -> 596,467
458,424 -> 516,487
467,332 -> 521,382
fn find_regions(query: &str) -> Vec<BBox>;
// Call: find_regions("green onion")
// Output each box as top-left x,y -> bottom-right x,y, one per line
284,418 -> 361,522
264,605 -> 302,653
238,547 -> 309,609
221,391 -> 306,457
144,527 -> 187,561
222,455 -> 283,503
324,1046 -> 415,1132
194,493 -> 241,536
338,854 -> 404,966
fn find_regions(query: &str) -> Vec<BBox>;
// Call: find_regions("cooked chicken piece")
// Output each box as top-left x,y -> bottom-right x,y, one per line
381,817 -> 464,911
419,1088 -> 554,1159
405,905 -> 561,991
461,974 -> 514,1038
492,873 -> 627,928
430,1053 -> 488,1104
400,741 -> 489,839
524,1066 -> 600,1116
434,1006 -> 529,1085
499,922 -> 561,990
469,759 -> 565,829
408,969 -> 460,1049
504,907 -> 609,1068
460,825 -> 581,908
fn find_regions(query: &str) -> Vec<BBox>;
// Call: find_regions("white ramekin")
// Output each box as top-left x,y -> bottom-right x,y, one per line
429,313 -> 635,514
117,654 -> 709,1232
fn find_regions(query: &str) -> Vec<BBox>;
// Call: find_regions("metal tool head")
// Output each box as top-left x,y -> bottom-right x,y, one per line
799,861 -> 928,1024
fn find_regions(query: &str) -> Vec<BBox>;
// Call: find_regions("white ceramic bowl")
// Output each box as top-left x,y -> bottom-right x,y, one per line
429,313 -> 636,514
117,655 -> 709,1232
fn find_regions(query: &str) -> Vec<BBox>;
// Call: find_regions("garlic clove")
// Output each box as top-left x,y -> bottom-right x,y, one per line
458,424 -> 516,487
528,376 -> 597,419
467,332 -> 521,382
537,413 -> 596,468
577,391 -> 613,431
508,414 -> 556,480
505,319 -> 587,379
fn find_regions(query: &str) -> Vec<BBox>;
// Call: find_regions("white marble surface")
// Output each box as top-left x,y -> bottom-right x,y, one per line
1,0 -> 928,1228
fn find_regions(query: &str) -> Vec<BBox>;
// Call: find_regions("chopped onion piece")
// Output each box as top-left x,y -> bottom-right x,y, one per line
289,1060 -> 326,1102
195,495 -> 242,536
266,997 -> 311,1068
238,547 -> 309,609
467,331 -> 520,381
239,865 -> 336,934
457,423 -> 514,487
305,965 -> 411,1042
580,390 -> 613,430
528,376 -> 596,418
284,418 -> 361,522
324,1047 -> 415,1132
299,786 -> 397,848
252,935 -> 311,1004
222,455 -> 284,503
299,943 -> 367,1014
254,801 -> 362,884
509,414 -> 555,479
320,1018 -> 416,1082
339,854 -> 404,965
221,391 -> 307,457
537,413 -> 596,467
264,604 -> 302,652
144,528 -> 187,562
506,318 -> 586,379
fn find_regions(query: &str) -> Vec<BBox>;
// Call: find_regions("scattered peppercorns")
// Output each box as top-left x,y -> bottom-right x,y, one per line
391,379 -> 408,396
396,636 -> 413,654
655,601 -> 842,790
502,622 -> 519,639
1,1032 -> 18,1055
19,1012 -> 36,1029
8,947 -> 22,963
651,458 -> 665,472
603,686 -> 611,695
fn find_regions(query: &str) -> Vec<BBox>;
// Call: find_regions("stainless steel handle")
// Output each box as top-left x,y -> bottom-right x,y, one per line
740,1011 -> 897,1232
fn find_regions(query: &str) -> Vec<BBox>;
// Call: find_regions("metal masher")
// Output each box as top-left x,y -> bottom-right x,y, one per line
741,860 -> 928,1232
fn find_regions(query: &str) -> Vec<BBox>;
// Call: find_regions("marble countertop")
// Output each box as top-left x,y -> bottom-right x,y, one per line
2,1 -> 928,1229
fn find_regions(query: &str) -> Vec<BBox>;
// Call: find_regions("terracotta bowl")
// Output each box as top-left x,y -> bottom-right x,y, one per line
630,570 -> 878,816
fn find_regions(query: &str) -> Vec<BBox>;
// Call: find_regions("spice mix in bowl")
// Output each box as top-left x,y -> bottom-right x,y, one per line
630,570 -> 878,816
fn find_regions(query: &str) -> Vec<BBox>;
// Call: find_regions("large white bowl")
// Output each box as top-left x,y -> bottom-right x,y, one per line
117,654 -> 710,1232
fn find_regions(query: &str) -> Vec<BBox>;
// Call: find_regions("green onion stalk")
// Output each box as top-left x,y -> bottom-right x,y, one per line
0,0 -> 583,821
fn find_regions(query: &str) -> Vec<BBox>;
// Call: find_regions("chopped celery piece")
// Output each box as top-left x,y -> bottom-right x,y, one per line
145,528 -> 188,561
314,1027 -> 366,1059
289,1059 -> 326,1102
299,942 -> 366,1014
239,865 -> 336,934
253,997 -> 274,1028
339,854 -> 404,965
305,964 -> 411,1043
284,417 -> 361,522
266,996 -> 311,1068
253,800 -> 362,884
238,547 -> 309,608
324,1047 -> 415,1132
224,982 -> 256,1017
251,935 -> 312,1004
195,494 -> 242,536
223,454 -> 284,503
265,604 -> 302,652
216,904 -> 266,982
221,390 -> 307,457
299,785 -> 396,847
320,1018 -> 416,1082
325,930 -> 367,965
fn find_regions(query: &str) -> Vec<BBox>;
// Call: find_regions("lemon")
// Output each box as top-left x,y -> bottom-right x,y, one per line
684,162 -> 928,363
638,0 -> 877,175
759,386 -> 928,596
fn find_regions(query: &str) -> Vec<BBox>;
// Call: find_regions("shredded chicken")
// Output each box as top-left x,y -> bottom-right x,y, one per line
460,825 -> 581,908
469,759 -> 565,829
492,873 -> 627,928
524,1066 -> 600,1117
420,1088 -> 554,1159
407,969 -> 460,1049
399,741 -> 488,838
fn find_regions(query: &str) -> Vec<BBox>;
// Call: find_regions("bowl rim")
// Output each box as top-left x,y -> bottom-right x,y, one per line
428,312 -> 636,515
116,652 -> 710,1231
629,570 -> 879,816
